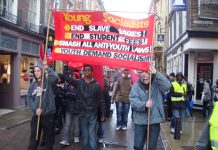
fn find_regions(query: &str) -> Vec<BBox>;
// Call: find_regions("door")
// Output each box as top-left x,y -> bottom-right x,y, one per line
196,63 -> 213,101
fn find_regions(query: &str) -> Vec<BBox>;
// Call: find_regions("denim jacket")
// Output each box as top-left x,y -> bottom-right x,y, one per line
129,72 -> 171,125
27,67 -> 58,115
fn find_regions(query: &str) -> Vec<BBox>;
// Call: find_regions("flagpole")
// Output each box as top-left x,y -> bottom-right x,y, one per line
146,14 -> 156,150
36,10 -> 52,141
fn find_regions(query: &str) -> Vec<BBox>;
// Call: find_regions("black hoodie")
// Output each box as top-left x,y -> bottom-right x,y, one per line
64,75 -> 105,116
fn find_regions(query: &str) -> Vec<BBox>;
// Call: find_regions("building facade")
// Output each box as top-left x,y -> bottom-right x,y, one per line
0,0 -> 104,109
166,0 -> 218,106
150,0 -> 169,73
0,0 -> 44,109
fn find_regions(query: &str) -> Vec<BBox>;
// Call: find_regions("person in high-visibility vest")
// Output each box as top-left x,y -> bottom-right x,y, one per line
170,72 -> 187,134
195,101 -> 218,150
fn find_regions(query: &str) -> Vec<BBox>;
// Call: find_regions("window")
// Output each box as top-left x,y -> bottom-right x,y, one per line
1,33 -> 17,50
22,40 -> 31,53
67,1 -> 73,10
28,0 -> 38,32
199,0 -> 218,20
31,42 -> 39,55
28,0 -> 37,24
0,0 -> 17,23
22,39 -> 39,55
20,56 -> 28,93
0,54 -> 11,84
20,56 -> 37,93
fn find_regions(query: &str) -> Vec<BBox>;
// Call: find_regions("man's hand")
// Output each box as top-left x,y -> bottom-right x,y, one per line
36,108 -> 42,116
148,67 -> 157,75
42,60 -> 48,69
101,116 -> 106,122
146,99 -> 153,108
111,99 -> 115,104
182,92 -> 187,96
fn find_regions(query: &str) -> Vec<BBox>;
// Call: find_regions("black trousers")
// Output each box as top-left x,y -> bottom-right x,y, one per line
28,114 -> 55,150
203,101 -> 209,117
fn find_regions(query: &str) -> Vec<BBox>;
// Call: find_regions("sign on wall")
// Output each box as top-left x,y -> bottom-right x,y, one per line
157,34 -> 164,42
172,0 -> 187,11
52,11 -> 155,70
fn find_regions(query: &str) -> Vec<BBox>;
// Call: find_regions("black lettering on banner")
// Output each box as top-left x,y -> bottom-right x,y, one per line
90,34 -> 119,41
71,33 -> 84,39
113,52 -> 151,62
61,48 -> 82,55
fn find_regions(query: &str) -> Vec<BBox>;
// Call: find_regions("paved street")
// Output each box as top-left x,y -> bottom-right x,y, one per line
0,108 -> 165,150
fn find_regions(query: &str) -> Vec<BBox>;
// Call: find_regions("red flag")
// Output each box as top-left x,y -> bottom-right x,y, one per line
68,62 -> 83,70
130,69 -> 139,84
39,41 -> 44,60
92,65 -> 104,90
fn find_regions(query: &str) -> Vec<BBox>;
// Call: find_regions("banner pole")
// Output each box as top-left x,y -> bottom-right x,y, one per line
36,10 -> 52,141
146,14 -> 156,150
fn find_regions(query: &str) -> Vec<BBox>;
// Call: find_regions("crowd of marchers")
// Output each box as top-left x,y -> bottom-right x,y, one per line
26,60 -> 218,150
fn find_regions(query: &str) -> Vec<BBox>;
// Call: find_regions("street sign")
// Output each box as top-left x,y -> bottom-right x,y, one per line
172,0 -> 187,11
157,34 -> 164,42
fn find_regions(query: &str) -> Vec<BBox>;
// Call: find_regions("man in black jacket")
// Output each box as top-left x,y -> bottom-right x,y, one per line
64,64 -> 105,150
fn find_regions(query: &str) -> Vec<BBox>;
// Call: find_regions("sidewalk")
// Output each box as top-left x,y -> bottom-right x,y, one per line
161,112 -> 207,150
0,107 -> 31,131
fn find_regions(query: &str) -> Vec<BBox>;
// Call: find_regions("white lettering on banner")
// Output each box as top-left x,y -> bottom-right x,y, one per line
132,47 -> 151,53
58,41 -> 81,47
71,25 -> 84,31
82,42 -> 93,47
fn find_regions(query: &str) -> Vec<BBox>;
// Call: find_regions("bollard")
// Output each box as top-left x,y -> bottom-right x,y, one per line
164,104 -> 168,121
174,117 -> 181,140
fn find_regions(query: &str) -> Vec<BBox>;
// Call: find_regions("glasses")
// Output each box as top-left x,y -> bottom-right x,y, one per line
83,69 -> 92,72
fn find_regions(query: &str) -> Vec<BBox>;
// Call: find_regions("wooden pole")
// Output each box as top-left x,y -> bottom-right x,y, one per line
36,10 -> 52,140
146,14 -> 156,150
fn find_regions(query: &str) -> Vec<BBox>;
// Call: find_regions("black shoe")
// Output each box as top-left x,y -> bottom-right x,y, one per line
40,141 -> 45,147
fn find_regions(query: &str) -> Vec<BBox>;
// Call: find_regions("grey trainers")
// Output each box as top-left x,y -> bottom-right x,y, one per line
59,140 -> 70,146
74,137 -> 79,143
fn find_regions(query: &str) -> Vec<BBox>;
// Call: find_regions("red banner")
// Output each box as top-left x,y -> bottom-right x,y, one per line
52,11 -> 154,70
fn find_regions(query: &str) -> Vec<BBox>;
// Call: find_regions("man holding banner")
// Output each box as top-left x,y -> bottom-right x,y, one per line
27,60 -> 58,150
63,64 -> 105,150
129,67 -> 171,150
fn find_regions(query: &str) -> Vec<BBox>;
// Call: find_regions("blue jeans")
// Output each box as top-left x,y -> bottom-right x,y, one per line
170,109 -> 185,130
134,124 -> 160,150
97,121 -> 105,138
61,112 -> 80,141
79,113 -> 97,150
116,102 -> 130,127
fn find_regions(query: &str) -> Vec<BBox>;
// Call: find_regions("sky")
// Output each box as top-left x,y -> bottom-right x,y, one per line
102,0 -> 152,19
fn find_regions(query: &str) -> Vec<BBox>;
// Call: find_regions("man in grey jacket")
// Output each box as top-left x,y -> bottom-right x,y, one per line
129,67 -> 171,150
27,60 -> 58,150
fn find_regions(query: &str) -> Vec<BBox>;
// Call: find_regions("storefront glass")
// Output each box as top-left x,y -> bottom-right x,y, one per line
0,55 -> 11,84
20,56 -> 37,93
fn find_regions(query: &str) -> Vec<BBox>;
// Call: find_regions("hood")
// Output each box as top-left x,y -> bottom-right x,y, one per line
33,65 -> 43,80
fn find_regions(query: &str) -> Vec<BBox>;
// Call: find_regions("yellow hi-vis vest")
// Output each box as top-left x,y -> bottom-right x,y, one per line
171,81 -> 187,102
209,102 -> 218,150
